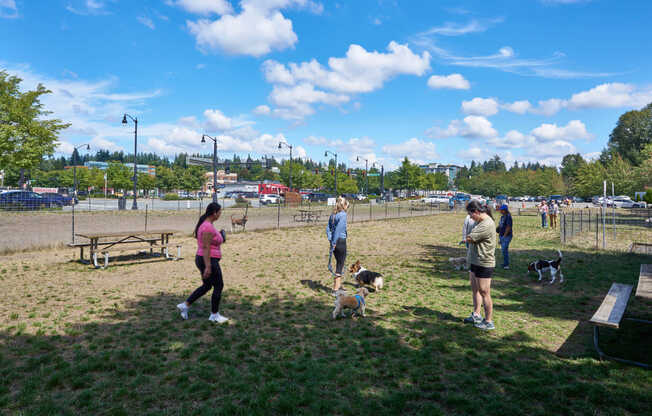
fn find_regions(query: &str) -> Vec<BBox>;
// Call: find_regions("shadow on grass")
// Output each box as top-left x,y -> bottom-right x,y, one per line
2,290 -> 651,415
415,243 -> 652,364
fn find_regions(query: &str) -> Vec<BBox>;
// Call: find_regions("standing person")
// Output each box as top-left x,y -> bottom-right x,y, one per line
549,201 -> 559,229
461,212 -> 476,247
539,201 -> 548,228
463,200 -> 497,330
176,202 -> 229,323
326,196 -> 349,294
497,204 -> 513,270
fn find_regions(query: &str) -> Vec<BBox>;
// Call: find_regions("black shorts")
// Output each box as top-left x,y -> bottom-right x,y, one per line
470,264 -> 494,279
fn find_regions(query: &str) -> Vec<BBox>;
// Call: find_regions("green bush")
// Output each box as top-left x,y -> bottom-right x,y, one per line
162,194 -> 180,201
644,190 -> 652,204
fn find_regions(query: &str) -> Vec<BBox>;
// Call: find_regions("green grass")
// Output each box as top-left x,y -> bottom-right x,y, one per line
0,214 -> 651,415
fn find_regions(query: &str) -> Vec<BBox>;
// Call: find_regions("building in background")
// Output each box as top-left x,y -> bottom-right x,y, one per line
203,170 -> 238,193
419,163 -> 462,185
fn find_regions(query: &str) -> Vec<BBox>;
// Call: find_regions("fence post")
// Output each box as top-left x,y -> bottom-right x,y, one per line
145,204 -> 148,232
277,199 -> 280,229
386,201 -> 388,219
398,200 -> 400,218
369,200 -> 372,221
580,210 -> 583,233
561,213 -> 565,244
595,212 -> 599,249
352,201 -> 355,223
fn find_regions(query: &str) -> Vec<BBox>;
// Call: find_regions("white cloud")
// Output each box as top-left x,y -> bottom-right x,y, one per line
0,0 -> 18,18
583,151 -> 600,161
502,100 -> 531,114
178,116 -> 200,128
461,97 -> 499,116
203,109 -> 233,130
137,16 -> 155,29
568,83 -> 652,109
168,0 -> 233,15
302,136 -> 376,155
531,120 -> 592,141
268,83 -> 349,120
428,115 -> 498,139
382,138 -> 439,162
253,105 -> 271,115
427,73 -> 470,90
457,147 -> 489,161
66,0 -> 109,16
417,19 -> 502,37
186,1 -> 323,57
263,42 -> 431,94
528,140 -> 577,158
261,41 -> 430,120
304,135 -> 327,146
531,98 -> 567,116
196,63 -> 206,69
55,141 -> 75,155
90,137 -> 124,152
487,130 -> 536,149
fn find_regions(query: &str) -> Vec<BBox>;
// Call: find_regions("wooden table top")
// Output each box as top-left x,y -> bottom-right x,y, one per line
636,264 -> 652,300
75,230 -> 176,239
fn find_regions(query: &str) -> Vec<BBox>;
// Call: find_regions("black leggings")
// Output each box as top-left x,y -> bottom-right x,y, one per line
333,238 -> 347,275
187,256 -> 224,314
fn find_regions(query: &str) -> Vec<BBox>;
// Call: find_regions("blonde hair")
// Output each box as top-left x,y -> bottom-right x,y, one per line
333,196 -> 349,214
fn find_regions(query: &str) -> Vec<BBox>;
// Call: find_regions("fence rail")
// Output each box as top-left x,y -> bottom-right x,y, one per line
560,208 -> 652,252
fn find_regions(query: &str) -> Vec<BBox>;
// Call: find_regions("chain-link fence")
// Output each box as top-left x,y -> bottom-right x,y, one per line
0,199 -> 466,254
560,207 -> 652,252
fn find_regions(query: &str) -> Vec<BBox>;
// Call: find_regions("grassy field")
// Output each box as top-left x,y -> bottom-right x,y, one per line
1,213 -> 651,415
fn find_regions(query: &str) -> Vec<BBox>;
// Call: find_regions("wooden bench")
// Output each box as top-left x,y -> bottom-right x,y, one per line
636,264 -> 652,299
589,282 -> 649,368
99,243 -> 182,268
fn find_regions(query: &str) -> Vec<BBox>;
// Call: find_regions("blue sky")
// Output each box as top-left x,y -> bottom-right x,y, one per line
2,0 -> 651,170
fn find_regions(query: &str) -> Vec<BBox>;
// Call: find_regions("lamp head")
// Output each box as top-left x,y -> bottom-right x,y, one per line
356,156 -> 359,162
122,115 -> 127,124
201,135 -> 206,144
324,151 -> 328,157
278,142 -> 282,149
86,144 -> 90,151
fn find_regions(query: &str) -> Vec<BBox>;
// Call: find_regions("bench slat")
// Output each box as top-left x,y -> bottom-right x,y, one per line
590,283 -> 633,328
636,264 -> 652,299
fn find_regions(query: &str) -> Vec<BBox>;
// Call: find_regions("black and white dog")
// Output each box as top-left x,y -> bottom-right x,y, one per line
349,261 -> 384,291
527,250 -> 564,284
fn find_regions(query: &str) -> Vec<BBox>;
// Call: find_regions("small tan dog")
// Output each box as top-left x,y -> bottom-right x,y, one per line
230,214 -> 248,232
448,257 -> 467,270
332,287 -> 369,319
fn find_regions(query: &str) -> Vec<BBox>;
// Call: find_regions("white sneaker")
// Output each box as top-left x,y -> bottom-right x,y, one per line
209,313 -> 229,324
177,303 -> 189,320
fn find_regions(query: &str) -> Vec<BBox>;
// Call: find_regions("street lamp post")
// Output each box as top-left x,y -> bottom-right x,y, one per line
324,150 -> 338,196
373,162 -> 385,199
356,156 -> 369,196
202,134 -> 220,203
278,141 -> 293,192
121,114 -> 139,210
72,143 -> 90,243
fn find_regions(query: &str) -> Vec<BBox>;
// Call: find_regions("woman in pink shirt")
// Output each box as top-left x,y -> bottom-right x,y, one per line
177,202 -> 228,323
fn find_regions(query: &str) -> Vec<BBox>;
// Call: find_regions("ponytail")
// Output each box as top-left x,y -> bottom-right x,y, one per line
194,202 -> 221,237
466,199 -> 494,221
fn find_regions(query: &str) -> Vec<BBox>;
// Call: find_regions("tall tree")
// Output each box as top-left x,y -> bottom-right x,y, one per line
604,102 -> 652,166
0,71 -> 70,187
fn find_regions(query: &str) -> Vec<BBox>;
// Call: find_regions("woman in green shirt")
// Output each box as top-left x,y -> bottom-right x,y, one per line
463,200 -> 497,330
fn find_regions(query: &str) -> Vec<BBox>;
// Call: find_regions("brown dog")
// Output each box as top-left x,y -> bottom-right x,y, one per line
230,214 -> 247,232
332,287 -> 369,319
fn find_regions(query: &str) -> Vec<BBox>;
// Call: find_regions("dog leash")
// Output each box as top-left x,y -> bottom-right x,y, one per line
327,245 -> 335,276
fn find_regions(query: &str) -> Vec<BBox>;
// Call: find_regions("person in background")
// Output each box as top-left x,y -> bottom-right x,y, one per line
326,196 -> 349,295
449,197 -> 455,211
463,200 -> 497,330
539,201 -> 548,228
549,201 -> 559,229
496,204 -> 513,270
177,202 -> 229,323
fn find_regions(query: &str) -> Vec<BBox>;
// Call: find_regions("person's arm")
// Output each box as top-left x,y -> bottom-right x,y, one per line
467,221 -> 489,243
461,218 -> 468,243
504,216 -> 512,236
331,213 -> 347,246
202,230 -> 213,279
326,218 -> 333,242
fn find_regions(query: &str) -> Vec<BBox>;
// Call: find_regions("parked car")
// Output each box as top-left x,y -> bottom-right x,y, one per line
259,194 -> 283,205
549,195 -> 563,203
496,195 -> 509,203
0,190 -> 50,210
611,195 -> 639,208
241,191 -> 259,198
307,192 -> 332,202
420,195 -> 450,204
40,192 -> 76,207
571,196 -> 584,203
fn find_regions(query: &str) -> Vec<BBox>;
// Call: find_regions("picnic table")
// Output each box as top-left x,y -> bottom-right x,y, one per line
589,263 -> 651,368
69,229 -> 180,268
294,209 -> 324,223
